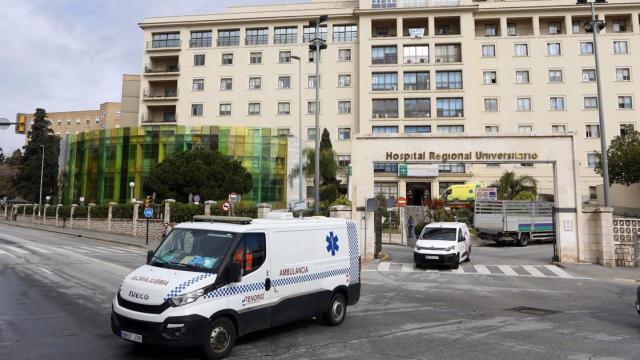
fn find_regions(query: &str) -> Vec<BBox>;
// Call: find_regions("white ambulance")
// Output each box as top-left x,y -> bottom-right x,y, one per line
111,214 -> 361,359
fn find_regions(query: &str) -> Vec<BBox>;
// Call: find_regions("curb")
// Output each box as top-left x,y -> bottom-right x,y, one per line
1,221 -> 151,249
551,261 -> 566,269
378,251 -> 391,262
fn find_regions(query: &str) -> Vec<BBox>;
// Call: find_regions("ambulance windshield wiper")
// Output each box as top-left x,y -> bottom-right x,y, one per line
151,255 -> 170,268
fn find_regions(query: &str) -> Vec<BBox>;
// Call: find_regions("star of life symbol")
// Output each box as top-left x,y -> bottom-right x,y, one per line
326,232 -> 339,256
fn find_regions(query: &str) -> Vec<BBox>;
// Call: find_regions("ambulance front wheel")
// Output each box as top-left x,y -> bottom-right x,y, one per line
203,317 -> 236,360
323,292 -> 347,326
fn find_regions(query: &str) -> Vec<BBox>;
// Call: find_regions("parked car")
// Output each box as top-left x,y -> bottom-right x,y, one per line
413,222 -> 471,269
636,286 -> 640,315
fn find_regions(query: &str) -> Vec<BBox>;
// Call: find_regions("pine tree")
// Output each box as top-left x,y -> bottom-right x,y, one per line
320,128 -> 333,151
14,109 -> 60,203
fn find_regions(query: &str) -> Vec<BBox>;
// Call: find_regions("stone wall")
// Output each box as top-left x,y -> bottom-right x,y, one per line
580,207 -> 616,267
613,218 -> 640,267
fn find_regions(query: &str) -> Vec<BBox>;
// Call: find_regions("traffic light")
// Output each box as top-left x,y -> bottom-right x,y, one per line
15,113 -> 26,134
144,195 -> 152,208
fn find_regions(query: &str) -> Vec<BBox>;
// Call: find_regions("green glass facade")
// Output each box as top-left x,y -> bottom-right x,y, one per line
60,126 -> 287,206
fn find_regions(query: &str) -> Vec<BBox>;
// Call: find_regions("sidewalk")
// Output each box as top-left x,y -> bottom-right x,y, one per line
0,220 -> 159,250
556,262 -> 640,285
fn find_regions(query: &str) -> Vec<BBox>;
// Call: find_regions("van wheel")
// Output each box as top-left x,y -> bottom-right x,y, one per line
465,247 -> 471,262
452,254 -> 460,269
323,293 -> 347,326
203,317 -> 236,360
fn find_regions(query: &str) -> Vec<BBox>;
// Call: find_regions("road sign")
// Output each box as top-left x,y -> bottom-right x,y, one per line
144,207 -> 153,218
385,197 -> 395,209
476,188 -> 498,201
0,118 -> 10,130
398,164 -> 408,177
365,198 -> 378,212
144,195 -> 152,208
193,194 -> 201,204
292,201 -> 307,211
397,197 -> 407,207
222,201 -> 231,212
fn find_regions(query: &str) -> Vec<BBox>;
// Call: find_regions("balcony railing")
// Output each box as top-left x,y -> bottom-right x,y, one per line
274,34 -> 297,44
245,36 -> 269,45
217,37 -> 240,47
404,56 -> 428,64
372,55 -> 397,64
189,38 -> 212,48
372,0 -> 461,8
144,64 -> 180,74
404,83 -> 430,91
434,54 -> 462,63
147,40 -> 181,49
372,111 -> 399,118
372,83 -> 399,91
141,113 -> 178,123
333,33 -> 358,42
143,88 -> 179,99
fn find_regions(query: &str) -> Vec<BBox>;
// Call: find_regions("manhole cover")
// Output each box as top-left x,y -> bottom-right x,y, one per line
508,306 -> 560,316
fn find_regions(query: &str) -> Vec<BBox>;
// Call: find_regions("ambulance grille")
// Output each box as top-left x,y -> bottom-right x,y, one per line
118,293 -> 170,314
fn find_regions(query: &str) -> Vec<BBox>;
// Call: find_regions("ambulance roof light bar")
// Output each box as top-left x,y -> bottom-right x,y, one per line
192,215 -> 253,225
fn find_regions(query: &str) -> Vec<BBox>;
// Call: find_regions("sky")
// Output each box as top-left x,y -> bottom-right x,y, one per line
0,0 -> 278,154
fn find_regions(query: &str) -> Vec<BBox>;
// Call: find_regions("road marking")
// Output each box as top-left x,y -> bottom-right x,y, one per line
77,246 -> 112,254
3,246 -> 30,254
23,245 -> 51,253
497,265 -> 518,276
522,265 -> 546,277
544,265 -> 574,279
378,262 -> 391,272
95,246 -> 129,254
474,265 -> 491,275
37,266 -> 54,275
0,248 -> 17,258
451,266 -> 465,274
105,246 -> 143,254
61,246 -> 90,253
401,263 -> 414,272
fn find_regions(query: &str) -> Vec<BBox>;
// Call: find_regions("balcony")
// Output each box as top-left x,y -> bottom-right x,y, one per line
435,17 -> 461,36
403,18 -> 428,37
144,63 -> 180,76
245,35 -> 269,45
217,37 -> 240,47
506,18 -> 534,36
143,87 -> 178,101
372,19 -> 397,38
475,19 -> 500,37
141,110 -> 177,124
146,40 -> 181,51
274,34 -> 297,44
540,17 -> 566,35
189,38 -> 212,48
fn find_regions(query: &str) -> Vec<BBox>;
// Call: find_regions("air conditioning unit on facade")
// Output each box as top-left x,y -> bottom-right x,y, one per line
420,58 -> 426,63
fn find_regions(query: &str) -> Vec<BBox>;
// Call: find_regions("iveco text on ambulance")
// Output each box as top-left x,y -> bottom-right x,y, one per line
111,215 -> 361,359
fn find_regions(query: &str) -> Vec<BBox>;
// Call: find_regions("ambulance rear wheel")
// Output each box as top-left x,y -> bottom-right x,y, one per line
323,293 -> 347,326
203,317 -> 236,360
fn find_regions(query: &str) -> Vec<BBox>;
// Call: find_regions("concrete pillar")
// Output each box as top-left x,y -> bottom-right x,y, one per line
597,207 -> 615,267
108,202 -> 117,231
3,204 -> 7,220
23,205 -> 26,217
532,16 -> 540,37
32,204 -> 37,223
257,203 -> 272,219
633,12 -> 640,33
133,201 -> 141,237
564,15 -> 572,35
70,204 -> 78,229
88,203 -> 95,230
428,16 -> 435,38
43,204 -> 49,225
431,180 -> 440,199
164,199 -> 175,224
55,204 -> 62,227
500,16 -> 508,37
329,205 -> 352,219
204,200 -> 216,216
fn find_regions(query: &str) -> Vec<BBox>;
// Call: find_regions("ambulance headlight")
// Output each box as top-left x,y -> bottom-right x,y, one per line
169,289 -> 205,307
445,245 -> 456,252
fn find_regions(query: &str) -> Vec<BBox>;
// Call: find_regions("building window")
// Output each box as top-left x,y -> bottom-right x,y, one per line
303,25 -> 327,42
277,102 -> 290,115
550,96 -> 565,111
620,124 -> 635,136
248,103 -> 261,115
67,120 -> 71,126
437,98 -> 463,117
618,96 -> 633,109
373,163 -> 399,173
371,46 -> 397,64
219,103 -> 231,116
249,52 -> 262,64
548,22 -> 561,34
374,182 -> 398,199
57,120 -> 62,126
549,70 -> 563,82
552,124 -> 567,133
517,98 -> 532,111
587,153 -> 598,168
507,23 -> 517,36
307,128 -> 316,141
405,126 -> 431,134
277,128 -> 290,137
515,70 -> 530,84
220,78 -> 233,90
338,155 -> 351,167
485,125 -> 499,133
582,69 -> 596,82
372,72 -> 398,91
190,31 -> 212,48
439,163 -> 465,173
274,27 -> 297,44
404,71 -> 429,90
585,124 -> 600,138
589,186 -> 597,200
485,24 -> 498,37
484,98 -> 498,112
482,44 -> 496,57
334,25 -> 358,42
434,44 -> 461,63
518,125 -> 533,133
274,76 -> 289,90
514,44 -> 528,57
191,104 -> 203,116
76,119 -> 80,125
338,74 -> 352,87
194,54 -> 205,66
614,41 -> 628,54
338,128 -> 351,140
572,21 -> 581,34
404,98 -> 431,118
217,29 -> 240,47
279,51 -> 291,63
307,101 -> 319,115
338,49 -> 352,62
583,96 -> 598,110
372,126 -> 399,134
85,119 -> 90,125
613,20 -> 627,33
580,42 -> 594,55
547,42 -> 561,56
616,68 -> 631,81
372,99 -> 398,118
437,125 -> 464,133
483,71 -> 497,84
192,79 -> 205,91
245,28 -> 268,45
404,45 -> 429,64
151,32 -> 180,48
338,101 -> 352,114
308,75 -> 320,88
435,71 -> 463,89
249,77 -> 262,90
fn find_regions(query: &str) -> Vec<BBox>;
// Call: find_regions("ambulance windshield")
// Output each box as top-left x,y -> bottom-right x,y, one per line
151,229 -> 236,272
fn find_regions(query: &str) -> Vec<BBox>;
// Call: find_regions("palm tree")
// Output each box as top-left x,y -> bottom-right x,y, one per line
288,148 -> 344,187
491,171 -> 537,200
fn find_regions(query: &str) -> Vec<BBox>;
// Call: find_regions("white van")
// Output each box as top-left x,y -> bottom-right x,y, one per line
413,222 -> 471,269
111,215 -> 361,359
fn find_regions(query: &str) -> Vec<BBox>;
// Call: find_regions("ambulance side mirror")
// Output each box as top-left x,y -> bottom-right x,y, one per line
146,250 -> 154,264
229,262 -> 243,283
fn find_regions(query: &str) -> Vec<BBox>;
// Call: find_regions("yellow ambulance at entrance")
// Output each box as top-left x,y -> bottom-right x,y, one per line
442,183 -> 484,202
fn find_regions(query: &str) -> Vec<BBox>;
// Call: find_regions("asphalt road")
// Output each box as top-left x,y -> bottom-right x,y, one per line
1,223 -> 639,360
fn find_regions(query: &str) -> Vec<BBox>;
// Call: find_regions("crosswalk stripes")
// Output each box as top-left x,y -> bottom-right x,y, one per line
0,244 -> 144,257
374,262 -> 579,280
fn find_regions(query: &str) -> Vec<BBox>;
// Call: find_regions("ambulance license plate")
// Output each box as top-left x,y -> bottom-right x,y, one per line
424,255 -> 439,260
121,330 -> 142,343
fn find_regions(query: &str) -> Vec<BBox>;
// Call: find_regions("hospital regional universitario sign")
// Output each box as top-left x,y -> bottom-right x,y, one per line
385,151 -> 539,162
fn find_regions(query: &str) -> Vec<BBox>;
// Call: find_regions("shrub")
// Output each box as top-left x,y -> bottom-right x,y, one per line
414,222 -> 428,238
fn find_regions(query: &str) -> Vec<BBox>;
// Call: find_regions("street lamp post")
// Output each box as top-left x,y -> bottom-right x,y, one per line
309,15 -> 328,215
291,55 -> 304,204
38,145 -> 45,216
577,0 -> 611,206
129,182 -> 135,204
